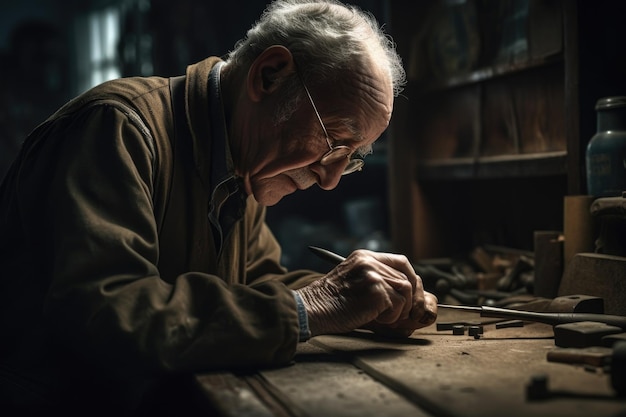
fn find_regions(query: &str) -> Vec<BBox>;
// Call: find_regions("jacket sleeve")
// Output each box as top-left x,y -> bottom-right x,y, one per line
26,104 -> 301,374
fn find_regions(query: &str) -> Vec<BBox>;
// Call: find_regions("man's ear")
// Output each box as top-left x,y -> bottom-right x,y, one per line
247,45 -> 295,102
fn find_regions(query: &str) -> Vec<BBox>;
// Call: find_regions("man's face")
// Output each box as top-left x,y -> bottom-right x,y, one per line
242,65 -> 394,206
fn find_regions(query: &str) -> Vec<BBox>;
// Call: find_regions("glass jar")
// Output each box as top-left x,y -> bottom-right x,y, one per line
586,96 -> 626,197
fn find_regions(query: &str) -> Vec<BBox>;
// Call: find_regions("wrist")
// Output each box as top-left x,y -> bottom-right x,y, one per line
295,283 -> 334,337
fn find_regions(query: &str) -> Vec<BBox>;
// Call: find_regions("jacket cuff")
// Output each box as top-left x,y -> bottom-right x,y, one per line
292,291 -> 311,342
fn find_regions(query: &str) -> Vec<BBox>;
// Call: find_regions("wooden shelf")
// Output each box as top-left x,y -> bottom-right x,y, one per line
385,0 -> 626,259
415,151 -> 567,181
413,55 -> 564,92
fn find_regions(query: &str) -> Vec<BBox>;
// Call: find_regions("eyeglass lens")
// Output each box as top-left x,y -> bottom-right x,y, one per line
319,146 -> 364,175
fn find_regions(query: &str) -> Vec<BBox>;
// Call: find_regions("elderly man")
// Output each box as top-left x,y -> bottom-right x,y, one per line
0,0 -> 437,413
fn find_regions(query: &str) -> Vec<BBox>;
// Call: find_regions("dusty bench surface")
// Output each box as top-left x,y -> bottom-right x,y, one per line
194,309 -> 626,417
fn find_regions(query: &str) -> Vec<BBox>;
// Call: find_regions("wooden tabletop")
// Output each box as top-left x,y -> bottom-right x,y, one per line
194,309 -> 626,417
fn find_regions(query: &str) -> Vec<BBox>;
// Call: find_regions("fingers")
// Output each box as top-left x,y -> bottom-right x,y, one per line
374,281 -> 409,324
412,290 -> 438,316
409,291 -> 438,326
365,251 -> 421,294
363,251 -> 428,324
372,268 -> 414,322
339,250 -> 424,324
363,250 -> 422,320
417,308 -> 437,325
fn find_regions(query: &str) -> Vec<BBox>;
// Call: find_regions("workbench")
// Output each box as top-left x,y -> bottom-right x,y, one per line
193,308 -> 625,417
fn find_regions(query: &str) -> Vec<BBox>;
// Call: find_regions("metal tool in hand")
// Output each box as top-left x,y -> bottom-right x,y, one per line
307,246 -> 626,330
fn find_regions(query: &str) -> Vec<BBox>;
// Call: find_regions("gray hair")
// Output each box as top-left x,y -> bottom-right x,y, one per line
225,0 -> 406,124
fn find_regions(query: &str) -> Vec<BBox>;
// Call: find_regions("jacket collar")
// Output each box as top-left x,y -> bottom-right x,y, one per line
184,56 -> 236,196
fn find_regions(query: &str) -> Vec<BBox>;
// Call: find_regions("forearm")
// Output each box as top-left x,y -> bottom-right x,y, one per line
48,272 -> 300,372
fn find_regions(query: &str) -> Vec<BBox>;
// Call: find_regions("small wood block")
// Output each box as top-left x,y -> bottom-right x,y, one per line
554,321 -> 623,348
601,332 -> 626,347
547,346 -> 612,367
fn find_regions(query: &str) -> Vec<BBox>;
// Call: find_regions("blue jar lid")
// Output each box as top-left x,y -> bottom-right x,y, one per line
596,96 -> 626,110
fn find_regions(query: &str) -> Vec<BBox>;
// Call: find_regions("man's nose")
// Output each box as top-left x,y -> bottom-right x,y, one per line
314,159 -> 348,190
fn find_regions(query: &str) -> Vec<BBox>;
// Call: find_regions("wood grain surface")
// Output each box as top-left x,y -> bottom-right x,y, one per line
195,309 -> 626,417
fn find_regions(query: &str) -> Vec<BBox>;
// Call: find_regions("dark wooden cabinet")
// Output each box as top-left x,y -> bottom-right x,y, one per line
387,0 -> 626,260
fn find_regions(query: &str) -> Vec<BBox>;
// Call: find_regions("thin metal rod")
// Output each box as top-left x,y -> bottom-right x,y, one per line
438,304 -> 626,329
308,246 -> 346,265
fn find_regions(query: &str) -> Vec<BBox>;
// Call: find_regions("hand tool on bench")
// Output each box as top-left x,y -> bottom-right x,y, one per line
437,304 -> 626,330
308,246 -> 626,330
546,342 -> 626,397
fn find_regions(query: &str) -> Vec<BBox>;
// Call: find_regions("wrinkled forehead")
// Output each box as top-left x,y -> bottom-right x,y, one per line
322,60 -> 394,125
307,72 -> 391,157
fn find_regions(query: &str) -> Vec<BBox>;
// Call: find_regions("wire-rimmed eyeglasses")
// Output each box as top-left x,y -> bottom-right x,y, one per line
299,77 -> 364,175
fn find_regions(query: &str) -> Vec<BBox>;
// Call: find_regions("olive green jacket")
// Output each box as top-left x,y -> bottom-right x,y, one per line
0,57 -> 320,403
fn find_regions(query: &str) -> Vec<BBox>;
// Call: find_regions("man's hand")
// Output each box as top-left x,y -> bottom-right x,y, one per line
295,249 -> 438,337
